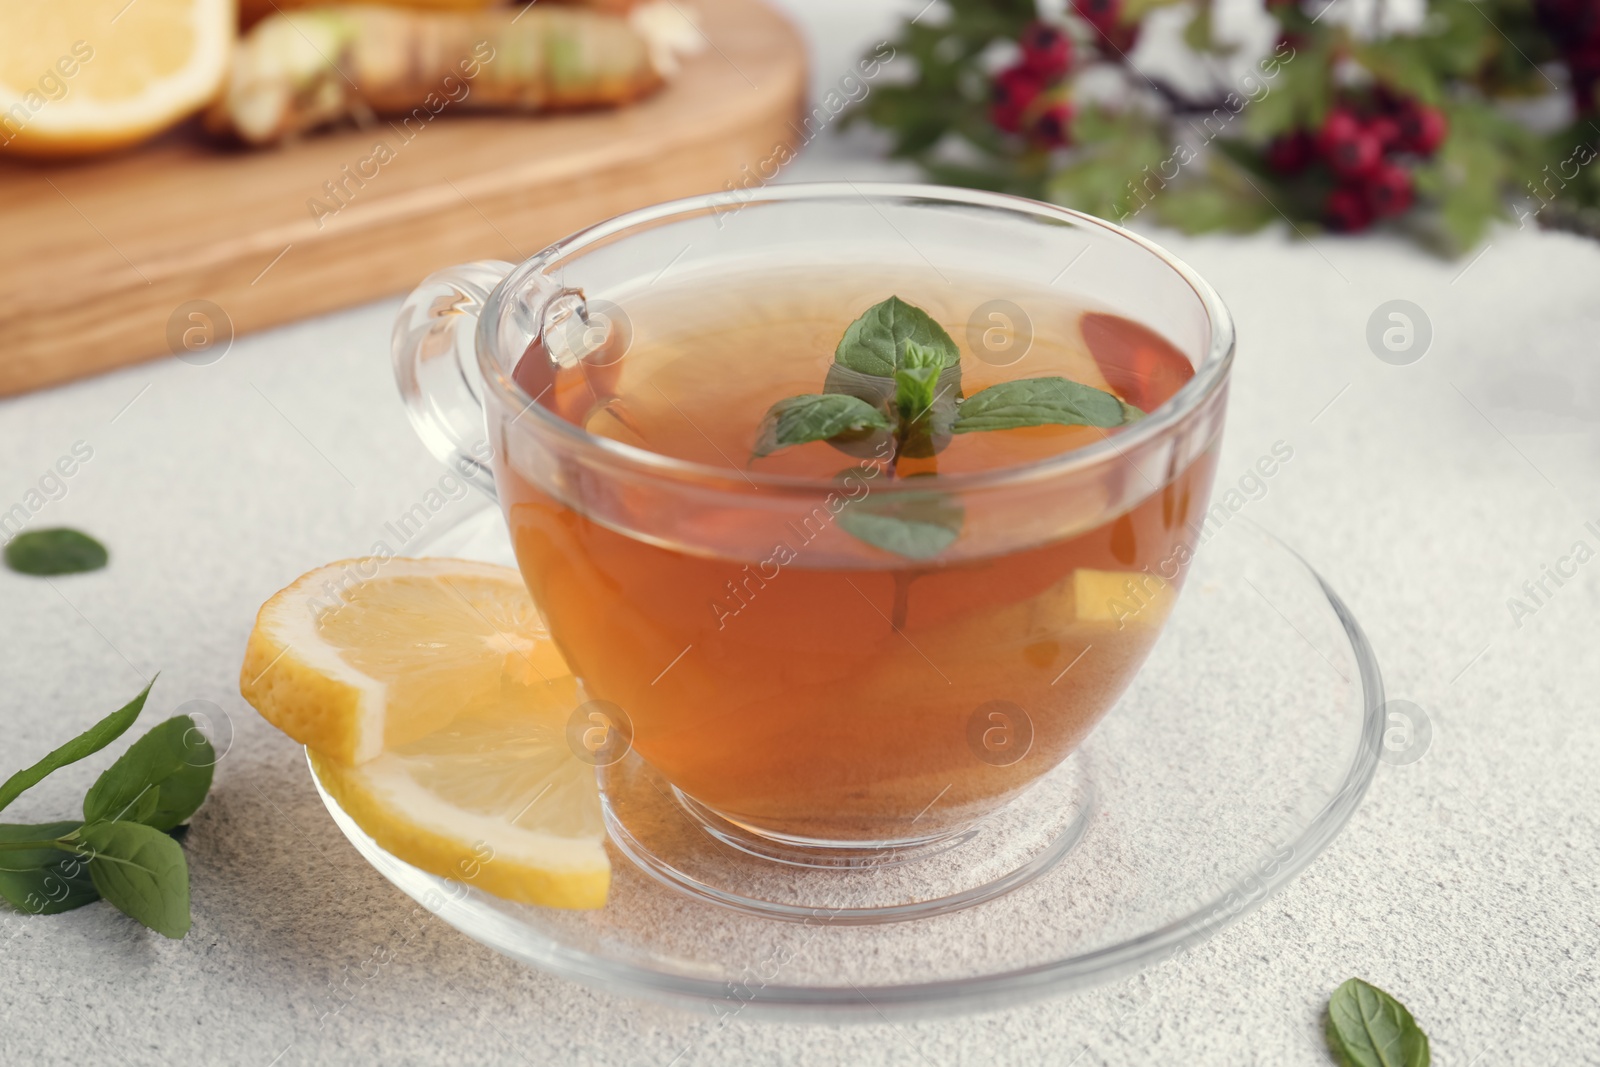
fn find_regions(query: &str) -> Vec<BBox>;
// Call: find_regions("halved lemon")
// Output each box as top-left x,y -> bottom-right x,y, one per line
241,557 -> 609,909
0,0 -> 235,158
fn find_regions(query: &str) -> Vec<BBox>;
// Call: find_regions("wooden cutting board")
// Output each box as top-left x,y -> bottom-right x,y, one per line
0,0 -> 805,396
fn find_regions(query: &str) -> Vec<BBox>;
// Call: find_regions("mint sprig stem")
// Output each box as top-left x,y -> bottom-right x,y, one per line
0,837 -> 75,852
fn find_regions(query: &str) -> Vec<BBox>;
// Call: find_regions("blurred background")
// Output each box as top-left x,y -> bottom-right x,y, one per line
4,0 -> 1599,389
6,0 -> 1600,394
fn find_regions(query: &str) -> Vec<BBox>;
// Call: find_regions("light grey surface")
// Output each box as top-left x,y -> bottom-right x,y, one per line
2,1 -> 1598,1063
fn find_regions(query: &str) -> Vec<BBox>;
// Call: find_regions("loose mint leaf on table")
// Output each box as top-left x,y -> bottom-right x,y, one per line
834,295 -> 960,377
80,821 -> 191,939
1325,978 -> 1431,1067
4,527 -> 108,576
83,716 -> 216,831
0,681 -> 210,935
753,394 -> 892,458
0,680 -> 153,815
0,821 -> 99,916
837,487 -> 964,561
954,377 -> 1143,434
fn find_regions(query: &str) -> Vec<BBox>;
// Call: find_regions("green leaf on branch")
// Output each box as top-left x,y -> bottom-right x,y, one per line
1325,978 -> 1431,1067
753,394 -> 892,458
1182,6 -> 1237,55
83,716 -> 216,831
1355,42 -> 1447,106
954,377 -> 1141,433
1046,107 -> 1173,222
81,821 -> 191,939
1157,180 -> 1280,233
1413,101 -> 1522,253
1158,149 -> 1284,233
1183,7 -> 1213,52
0,821 -> 99,916
1124,0 -> 1190,21
0,680 -> 153,816
1244,37 -> 1334,139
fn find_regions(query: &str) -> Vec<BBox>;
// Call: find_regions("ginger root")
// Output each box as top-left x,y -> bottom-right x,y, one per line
208,2 -> 701,145
240,0 -> 511,31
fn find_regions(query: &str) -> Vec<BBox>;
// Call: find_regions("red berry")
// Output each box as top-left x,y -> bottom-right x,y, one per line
1020,21 -> 1074,78
1076,0 -> 1122,30
1332,132 -> 1382,176
993,65 -> 1045,108
1097,22 -> 1142,54
1325,186 -> 1374,232
991,65 -> 1046,133
1316,108 -> 1361,149
1030,101 -> 1075,148
990,103 -> 1022,133
1075,0 -> 1139,53
1395,103 -> 1447,155
1265,130 -> 1315,174
1366,115 -> 1401,151
1569,44 -> 1600,111
1363,161 -> 1415,217
1318,109 -> 1383,177
1536,0 -> 1600,47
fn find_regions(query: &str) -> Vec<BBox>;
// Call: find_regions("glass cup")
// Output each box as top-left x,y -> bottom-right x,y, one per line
393,183 -> 1233,859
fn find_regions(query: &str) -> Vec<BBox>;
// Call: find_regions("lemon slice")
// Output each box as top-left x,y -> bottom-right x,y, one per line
310,680 -> 609,909
241,557 -> 570,764
0,0 -> 234,158
241,557 -> 609,909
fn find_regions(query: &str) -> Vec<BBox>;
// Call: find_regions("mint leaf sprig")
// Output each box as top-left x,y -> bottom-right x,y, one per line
755,295 -> 1144,463
752,295 -> 1143,559
0,679 -> 214,938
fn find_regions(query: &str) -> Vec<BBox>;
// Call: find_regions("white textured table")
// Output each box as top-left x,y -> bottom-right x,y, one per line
2,2 -> 1597,1063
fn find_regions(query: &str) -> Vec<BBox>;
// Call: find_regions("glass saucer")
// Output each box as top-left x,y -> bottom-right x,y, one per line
308,505 -> 1382,1019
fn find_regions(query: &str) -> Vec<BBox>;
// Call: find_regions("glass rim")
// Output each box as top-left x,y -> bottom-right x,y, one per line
477,182 -> 1236,495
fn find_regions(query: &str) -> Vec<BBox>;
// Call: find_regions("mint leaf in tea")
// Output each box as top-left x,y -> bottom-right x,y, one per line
833,294 -> 960,377
753,393 -> 891,458
953,375 -> 1141,434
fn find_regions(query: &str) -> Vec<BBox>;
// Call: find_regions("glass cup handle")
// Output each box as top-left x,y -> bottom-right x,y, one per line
392,260 -> 517,501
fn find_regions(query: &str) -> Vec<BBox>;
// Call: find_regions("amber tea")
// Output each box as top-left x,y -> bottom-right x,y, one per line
496,269 -> 1219,843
